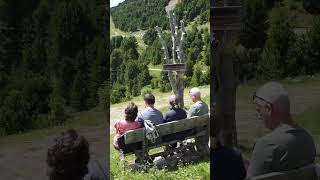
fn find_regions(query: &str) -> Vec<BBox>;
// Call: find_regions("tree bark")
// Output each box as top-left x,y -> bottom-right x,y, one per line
211,0 -> 240,148
155,13 -> 186,108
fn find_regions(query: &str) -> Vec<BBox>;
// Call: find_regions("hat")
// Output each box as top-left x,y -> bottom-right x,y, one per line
189,87 -> 201,96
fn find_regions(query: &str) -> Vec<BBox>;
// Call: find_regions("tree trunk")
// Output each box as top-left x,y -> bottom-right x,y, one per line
211,0 -> 240,148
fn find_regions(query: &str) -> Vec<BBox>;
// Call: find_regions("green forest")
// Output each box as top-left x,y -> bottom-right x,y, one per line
221,0 -> 320,82
110,0 -> 210,104
0,0 -> 108,135
111,0 -> 209,32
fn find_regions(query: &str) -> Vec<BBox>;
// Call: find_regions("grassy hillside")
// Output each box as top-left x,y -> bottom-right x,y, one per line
110,16 -> 146,54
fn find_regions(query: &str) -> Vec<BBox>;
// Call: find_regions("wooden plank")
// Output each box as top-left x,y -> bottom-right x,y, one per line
247,164 -> 317,180
124,114 -> 210,144
123,130 -> 207,155
212,6 -> 242,17
211,6 -> 242,31
163,63 -> 186,71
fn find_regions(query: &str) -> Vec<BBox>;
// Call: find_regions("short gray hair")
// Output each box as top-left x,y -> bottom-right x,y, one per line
256,82 -> 290,113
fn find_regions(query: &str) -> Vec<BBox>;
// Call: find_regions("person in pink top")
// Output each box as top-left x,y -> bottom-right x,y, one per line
113,102 -> 142,151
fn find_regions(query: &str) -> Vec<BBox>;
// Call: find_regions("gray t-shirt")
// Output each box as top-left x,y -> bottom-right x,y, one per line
138,106 -> 163,125
187,100 -> 209,117
248,124 -> 316,177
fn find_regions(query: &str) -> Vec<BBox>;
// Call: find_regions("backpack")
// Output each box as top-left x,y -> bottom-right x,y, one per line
143,120 -> 159,143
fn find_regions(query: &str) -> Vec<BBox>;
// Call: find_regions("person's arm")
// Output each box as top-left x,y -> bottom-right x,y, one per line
137,112 -> 144,124
247,139 -> 275,177
187,105 -> 196,117
164,113 -> 168,123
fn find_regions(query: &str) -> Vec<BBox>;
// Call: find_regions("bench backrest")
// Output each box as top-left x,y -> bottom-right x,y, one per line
248,164 -> 318,180
124,114 -> 210,145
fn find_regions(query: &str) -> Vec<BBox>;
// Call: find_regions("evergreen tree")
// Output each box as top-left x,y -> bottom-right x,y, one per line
239,0 -> 268,49
259,7 -> 295,79
191,63 -> 203,86
143,28 -> 157,45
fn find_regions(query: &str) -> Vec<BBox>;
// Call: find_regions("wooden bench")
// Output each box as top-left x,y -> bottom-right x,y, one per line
247,164 -> 319,180
117,114 -> 210,166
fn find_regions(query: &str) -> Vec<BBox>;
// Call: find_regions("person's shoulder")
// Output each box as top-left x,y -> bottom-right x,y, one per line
85,158 -> 109,180
177,108 -> 187,115
115,120 -> 125,126
200,101 -> 209,108
154,108 -> 163,115
191,102 -> 201,109
255,134 -> 277,149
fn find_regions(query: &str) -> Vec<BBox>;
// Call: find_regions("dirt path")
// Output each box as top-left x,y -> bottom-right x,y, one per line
165,0 -> 180,12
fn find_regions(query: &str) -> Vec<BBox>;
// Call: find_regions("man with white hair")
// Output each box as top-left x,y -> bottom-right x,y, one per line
188,87 -> 209,154
247,82 -> 316,177
188,87 -> 209,117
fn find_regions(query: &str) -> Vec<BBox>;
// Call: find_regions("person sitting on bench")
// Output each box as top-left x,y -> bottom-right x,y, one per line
247,82 -> 316,177
163,95 -> 187,155
188,87 -> 209,154
113,102 -> 142,152
46,129 -> 90,180
138,93 -> 163,125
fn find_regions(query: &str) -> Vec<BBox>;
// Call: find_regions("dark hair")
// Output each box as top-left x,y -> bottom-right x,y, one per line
125,102 -> 138,121
144,93 -> 155,105
47,129 -> 89,180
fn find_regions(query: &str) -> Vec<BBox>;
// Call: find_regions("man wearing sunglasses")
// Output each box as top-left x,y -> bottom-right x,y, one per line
247,82 -> 316,177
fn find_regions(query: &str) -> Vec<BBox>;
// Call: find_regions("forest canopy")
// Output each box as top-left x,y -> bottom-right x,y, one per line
0,0 -> 108,135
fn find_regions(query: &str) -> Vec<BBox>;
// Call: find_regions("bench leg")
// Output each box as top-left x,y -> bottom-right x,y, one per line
195,136 -> 210,156
134,150 -> 144,164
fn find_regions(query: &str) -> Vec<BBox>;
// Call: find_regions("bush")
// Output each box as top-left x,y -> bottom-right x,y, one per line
0,90 -> 32,135
49,92 -> 68,124
98,81 -> 110,108
140,86 -> 152,97
259,6 -> 295,80
150,77 -> 159,89
234,45 -> 261,82
201,69 -> 210,85
159,83 -> 172,93
191,63 -> 204,86
110,84 -> 126,104
159,71 -> 172,92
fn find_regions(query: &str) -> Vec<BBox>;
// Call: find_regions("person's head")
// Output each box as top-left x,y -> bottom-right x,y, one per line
253,82 -> 291,130
144,93 -> 155,107
169,95 -> 179,108
125,102 -> 138,122
189,87 -> 201,103
46,129 -> 89,180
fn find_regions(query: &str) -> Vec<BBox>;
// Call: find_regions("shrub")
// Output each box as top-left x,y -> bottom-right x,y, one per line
140,86 -> 152,97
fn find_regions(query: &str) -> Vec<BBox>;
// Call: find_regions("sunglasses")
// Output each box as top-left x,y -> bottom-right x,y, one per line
252,92 -> 273,107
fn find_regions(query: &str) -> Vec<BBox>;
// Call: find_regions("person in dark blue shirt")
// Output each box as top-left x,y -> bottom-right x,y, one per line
163,95 -> 187,154
164,95 -> 187,123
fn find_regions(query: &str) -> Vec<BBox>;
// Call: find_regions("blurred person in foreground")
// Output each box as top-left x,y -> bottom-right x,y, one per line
47,129 -> 109,180
247,82 -> 316,177
46,129 -> 90,180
